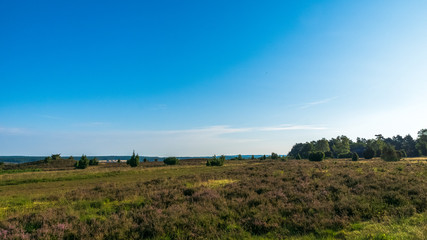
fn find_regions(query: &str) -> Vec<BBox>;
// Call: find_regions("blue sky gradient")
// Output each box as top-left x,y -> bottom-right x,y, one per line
1,0 -> 427,156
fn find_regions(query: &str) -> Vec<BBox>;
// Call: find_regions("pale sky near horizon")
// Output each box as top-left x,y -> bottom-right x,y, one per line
1,0 -> 427,156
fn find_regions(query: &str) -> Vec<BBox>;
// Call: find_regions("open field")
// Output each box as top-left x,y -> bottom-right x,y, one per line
1,158 -> 427,239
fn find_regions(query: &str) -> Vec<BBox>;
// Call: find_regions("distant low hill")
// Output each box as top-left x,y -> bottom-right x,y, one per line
0,155 -> 270,164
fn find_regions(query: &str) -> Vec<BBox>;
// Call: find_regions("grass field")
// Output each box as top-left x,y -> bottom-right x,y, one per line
1,158 -> 426,239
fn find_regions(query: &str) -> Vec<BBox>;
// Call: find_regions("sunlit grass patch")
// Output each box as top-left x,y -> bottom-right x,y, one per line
193,179 -> 237,188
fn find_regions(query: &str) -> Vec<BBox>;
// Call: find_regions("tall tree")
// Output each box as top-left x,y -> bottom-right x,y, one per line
315,138 -> 330,152
331,136 -> 350,156
403,134 -> 418,157
416,129 -> 427,156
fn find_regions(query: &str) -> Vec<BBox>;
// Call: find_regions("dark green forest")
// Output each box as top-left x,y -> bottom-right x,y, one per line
288,129 -> 427,159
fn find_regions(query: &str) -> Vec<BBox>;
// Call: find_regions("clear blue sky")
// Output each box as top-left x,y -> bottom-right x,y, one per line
1,0 -> 427,156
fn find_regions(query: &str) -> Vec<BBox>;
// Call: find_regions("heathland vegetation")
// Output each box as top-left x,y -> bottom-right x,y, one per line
0,129 -> 426,239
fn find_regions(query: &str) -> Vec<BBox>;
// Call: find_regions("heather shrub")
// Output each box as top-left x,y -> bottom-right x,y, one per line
164,157 -> 179,165
351,152 -> 359,161
308,151 -> 324,161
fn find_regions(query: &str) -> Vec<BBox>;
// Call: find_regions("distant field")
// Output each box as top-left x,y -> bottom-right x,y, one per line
0,158 -> 426,239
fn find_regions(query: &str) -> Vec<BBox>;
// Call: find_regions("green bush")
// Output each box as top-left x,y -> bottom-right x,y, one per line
398,150 -> 407,158
44,156 -> 52,163
296,154 -> 302,160
206,155 -> 225,166
308,151 -> 325,161
89,157 -> 99,166
363,147 -> 375,159
337,152 -> 352,158
164,157 -> 179,165
271,152 -> 279,160
75,155 -> 89,169
324,151 -> 333,158
127,151 -> 140,167
381,144 -> 400,162
352,152 -> 359,161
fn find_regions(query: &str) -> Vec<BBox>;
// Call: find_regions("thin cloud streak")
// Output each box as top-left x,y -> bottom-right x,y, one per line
300,97 -> 338,109
134,124 -> 327,136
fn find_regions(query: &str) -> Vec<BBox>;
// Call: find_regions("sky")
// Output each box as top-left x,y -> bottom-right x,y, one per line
1,0 -> 427,156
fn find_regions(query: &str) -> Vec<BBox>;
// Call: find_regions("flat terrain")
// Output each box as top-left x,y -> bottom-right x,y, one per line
1,158 -> 426,239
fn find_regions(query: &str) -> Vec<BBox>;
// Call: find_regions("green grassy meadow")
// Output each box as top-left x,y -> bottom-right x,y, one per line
1,158 -> 426,239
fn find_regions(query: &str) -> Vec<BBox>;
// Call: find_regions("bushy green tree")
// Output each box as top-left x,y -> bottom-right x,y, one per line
143,158 -> 147,162
127,151 -> 140,167
308,151 -> 325,161
207,155 -> 225,166
164,157 -> 179,165
296,154 -> 302,160
352,152 -> 359,161
251,155 -> 255,160
363,147 -> 375,159
89,157 -> 99,166
44,156 -> 52,163
381,144 -> 400,162
237,154 -> 243,160
51,154 -> 61,160
315,138 -> 330,152
271,152 -> 279,160
416,129 -> 427,156
75,155 -> 89,169
331,136 -> 350,157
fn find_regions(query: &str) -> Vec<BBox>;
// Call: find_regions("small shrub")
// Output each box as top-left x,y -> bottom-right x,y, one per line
324,151 -> 333,158
164,157 -> 179,165
251,155 -> 255,160
363,147 -> 375,159
89,157 -> 99,166
296,154 -> 302,160
75,155 -> 89,169
352,152 -> 359,161
308,151 -> 325,161
398,150 -> 407,158
207,155 -> 225,166
44,156 -> 52,163
51,154 -> 61,160
143,158 -> 147,163
271,152 -> 279,160
337,152 -> 352,158
237,154 -> 243,160
127,151 -> 140,167
381,145 -> 400,162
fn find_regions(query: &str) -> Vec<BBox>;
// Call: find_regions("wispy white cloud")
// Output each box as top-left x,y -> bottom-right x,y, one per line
256,124 -> 327,131
300,97 -> 337,109
38,114 -> 63,120
138,124 -> 326,137
0,127 -> 29,135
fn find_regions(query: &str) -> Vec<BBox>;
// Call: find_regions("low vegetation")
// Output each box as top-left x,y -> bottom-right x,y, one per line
0,157 -> 426,239
163,157 -> 179,165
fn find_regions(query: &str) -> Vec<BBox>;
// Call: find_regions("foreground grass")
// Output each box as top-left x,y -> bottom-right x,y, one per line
0,158 -> 426,239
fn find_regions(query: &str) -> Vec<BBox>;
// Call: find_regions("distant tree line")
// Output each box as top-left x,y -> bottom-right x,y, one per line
288,129 -> 427,160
